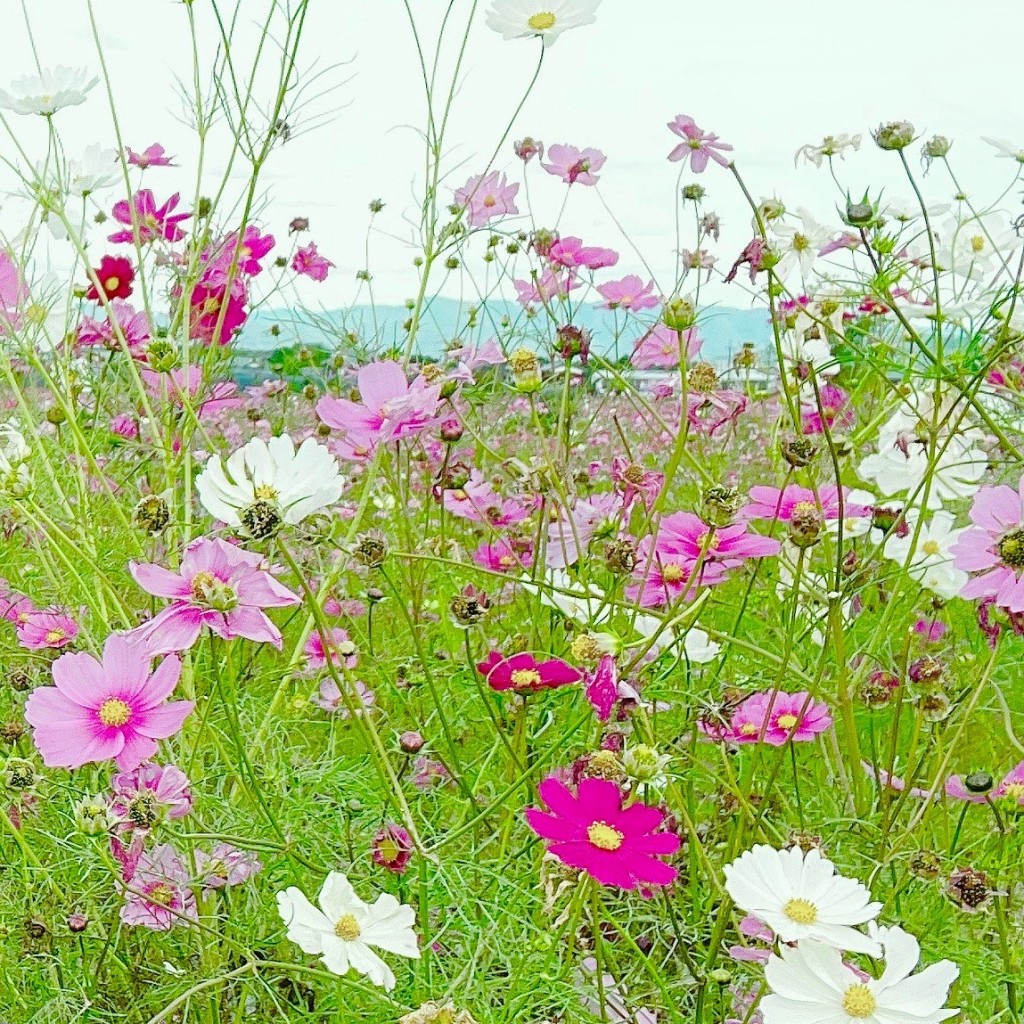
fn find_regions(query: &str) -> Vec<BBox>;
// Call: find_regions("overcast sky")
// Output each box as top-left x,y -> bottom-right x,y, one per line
5,0 -> 1024,311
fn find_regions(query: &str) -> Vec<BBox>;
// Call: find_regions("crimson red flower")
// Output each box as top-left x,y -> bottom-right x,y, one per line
86,255 -> 134,301
525,776 -> 679,891
477,650 -> 582,693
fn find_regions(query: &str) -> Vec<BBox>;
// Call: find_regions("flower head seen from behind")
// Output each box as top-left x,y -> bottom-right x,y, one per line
24,634 -> 193,772
724,844 -> 881,954
525,776 -> 679,891
0,66 -> 98,116
542,144 -> 606,186
195,435 -> 343,538
276,871 -> 419,990
760,925 -> 959,1024
486,1 -> 601,47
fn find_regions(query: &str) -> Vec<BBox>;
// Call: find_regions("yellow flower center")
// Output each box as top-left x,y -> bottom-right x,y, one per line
776,713 -> 799,730
104,276 -> 121,292
793,500 -> 817,516
147,883 -> 175,907
98,698 -> 132,727
792,232 -> 810,252
510,668 -> 542,688
191,571 -> 217,599
254,484 -> 280,500
45,629 -> 66,644
528,11 -> 557,30
970,235 -> 985,254
334,913 -> 361,940
1002,782 -> 1024,800
783,897 -> 818,924
739,722 -> 760,735
483,195 -> 497,208
922,539 -> 941,556
842,983 -> 877,1018
661,563 -> 686,583
587,821 -> 624,851
378,838 -> 400,862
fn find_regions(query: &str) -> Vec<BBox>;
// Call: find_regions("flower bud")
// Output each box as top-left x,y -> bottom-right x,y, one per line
681,184 -> 706,201
909,849 -> 942,880
700,485 -> 742,528
924,135 -> 952,159
788,504 -> 824,549
74,794 -> 117,835
872,121 -> 916,151
66,913 -> 89,934
662,296 -> 696,332
399,731 -> 424,754
622,744 -> 670,785
439,417 -> 463,443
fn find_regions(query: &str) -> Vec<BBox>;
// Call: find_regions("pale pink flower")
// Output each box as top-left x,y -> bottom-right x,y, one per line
120,843 -> 197,931
546,493 -> 620,569
548,236 -> 618,270
16,609 -> 79,650
595,275 -> 660,311
314,678 -> 376,716
666,115 -> 733,172
631,324 -> 702,369
945,762 -> 1024,805
542,144 -> 606,186
701,691 -> 833,745
442,470 -> 529,526
142,366 -> 244,420
742,485 -> 870,524
110,761 -> 193,830
514,268 -> 580,306
305,627 -> 359,671
452,171 -> 520,228
196,843 -> 262,892
0,251 -> 29,333
76,301 -> 152,353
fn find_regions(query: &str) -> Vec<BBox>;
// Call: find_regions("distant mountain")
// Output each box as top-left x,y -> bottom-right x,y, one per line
236,299 -> 773,366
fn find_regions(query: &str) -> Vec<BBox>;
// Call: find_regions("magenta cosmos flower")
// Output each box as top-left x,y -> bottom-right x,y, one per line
477,650 -> 583,693
291,242 -> 334,282
126,143 -> 176,169
525,776 -> 679,890
701,690 -> 833,746
317,360 -> 442,448
452,170 -> 520,228
108,189 -> 191,244
541,144 -> 606,186
24,635 -> 193,771
666,115 -> 733,172
129,537 -> 300,654
951,478 -> 1024,612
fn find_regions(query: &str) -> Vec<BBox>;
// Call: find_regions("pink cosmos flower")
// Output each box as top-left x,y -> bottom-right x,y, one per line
111,413 -> 139,440
687,389 -> 749,437
472,539 -> 533,573
612,457 -> 664,510
24,635 -> 193,771
110,761 -> 193,831
442,470 -> 529,526
452,171 -> 520,228
525,776 -> 679,891
120,843 -> 197,931
477,650 -> 583,693
305,627 -> 358,671
371,824 -> 414,874
203,226 -> 276,279
742,485 -> 870,524
548,236 -> 619,271
951,478 -> 1024,612
0,251 -> 29,333
631,324 -> 702,369
108,189 -> 191,244
291,242 -> 334,281
314,678 -> 376,716
586,654 -> 619,721
541,144 -> 606,186
142,365 -> 244,421
802,383 -> 854,434
861,762 -> 933,800
412,756 -> 451,790
701,690 -> 833,746
595,275 -> 660,311
126,144 -> 176,169
187,276 -> 248,346
129,537 -> 300,654
514,268 -> 580,306
666,115 -> 734,172
195,842 -> 262,892
16,609 -> 79,650
77,301 -> 152,353
945,762 -> 1024,805
449,338 -> 507,380
546,493 -> 620,569
317,360 -> 442,446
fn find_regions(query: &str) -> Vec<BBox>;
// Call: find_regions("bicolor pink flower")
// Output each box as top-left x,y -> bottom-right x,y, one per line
548,236 -> 618,271
514,268 -> 580,306
477,650 -> 583,693
449,338 -> 507,379
108,189 -> 191,244
701,690 -> 833,746
371,824 -> 414,874
595,275 -> 660,311
129,537 -> 299,654
472,539 -> 533,573
951,478 -> 1024,612
687,389 -> 749,437
666,115 -> 733,172
442,471 -> 529,526
314,678 -> 376,716
305,627 -> 359,671
452,171 -> 520,228
24,635 -> 193,771
541,144 -> 606,186
120,843 -> 197,931
126,144 -> 176,169
110,761 -> 193,830
16,609 -> 79,650
317,360 -> 442,446
525,776 -> 679,891
631,324 -> 702,368
291,242 -> 334,282
742,485 -> 870,524
945,762 -> 1024,805
77,301 -> 152,353
586,654 -> 619,721
196,842 -> 262,892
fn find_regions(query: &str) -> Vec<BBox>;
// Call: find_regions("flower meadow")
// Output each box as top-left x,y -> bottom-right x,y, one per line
2,2 -> 1024,1022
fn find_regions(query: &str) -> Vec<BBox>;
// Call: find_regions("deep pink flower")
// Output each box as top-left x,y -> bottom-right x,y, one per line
16,609 -> 79,650
110,761 -> 193,831
126,144 -> 176,169
802,383 -> 854,434
547,236 -> 618,271
195,842 -> 262,892
305,627 -> 358,671
108,189 -> 191,244
119,843 -> 197,931
371,823 -> 414,874
317,360 -> 442,446
525,776 -> 679,890
951,478 -> 1024,612
111,413 -> 139,440
452,171 -> 520,228
477,650 -> 582,693
666,115 -> 733,172
701,690 -> 833,746
586,655 -> 619,721
203,226 -> 276,280
291,242 -> 334,281
129,537 -> 299,654
595,275 -> 660,311
24,635 -> 193,771
442,470 -> 529,527
612,457 -> 664,510
86,254 -> 134,301
187,276 -> 248,346
472,539 -> 533,573
541,144 -> 606,186
631,324 -> 702,369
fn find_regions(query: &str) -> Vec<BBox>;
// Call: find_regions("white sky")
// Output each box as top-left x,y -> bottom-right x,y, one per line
6,0 -> 1024,310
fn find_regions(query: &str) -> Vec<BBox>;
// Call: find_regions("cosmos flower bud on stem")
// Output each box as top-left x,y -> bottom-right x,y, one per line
700,485 -> 742,528
872,120 -> 916,151
662,295 -> 696,332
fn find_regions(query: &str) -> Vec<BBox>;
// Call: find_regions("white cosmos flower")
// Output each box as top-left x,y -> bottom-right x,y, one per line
883,511 -> 968,601
724,844 -> 882,955
760,925 -> 959,1024
276,871 -> 419,991
485,0 -> 601,47
772,208 -> 832,278
780,323 -> 837,377
0,66 -> 98,116
983,137 -> 1024,163
196,435 -> 344,535
794,133 -> 861,168
932,214 -> 1020,280
67,144 -> 119,197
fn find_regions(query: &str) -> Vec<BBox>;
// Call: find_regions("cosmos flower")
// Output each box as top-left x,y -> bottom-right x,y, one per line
108,189 -> 191,244
541,144 -> 606,185
452,171 -> 520,228
666,115 -> 734,172
120,843 -> 198,931
485,0 -> 601,47
0,66 -> 98,116
477,650 -> 583,693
